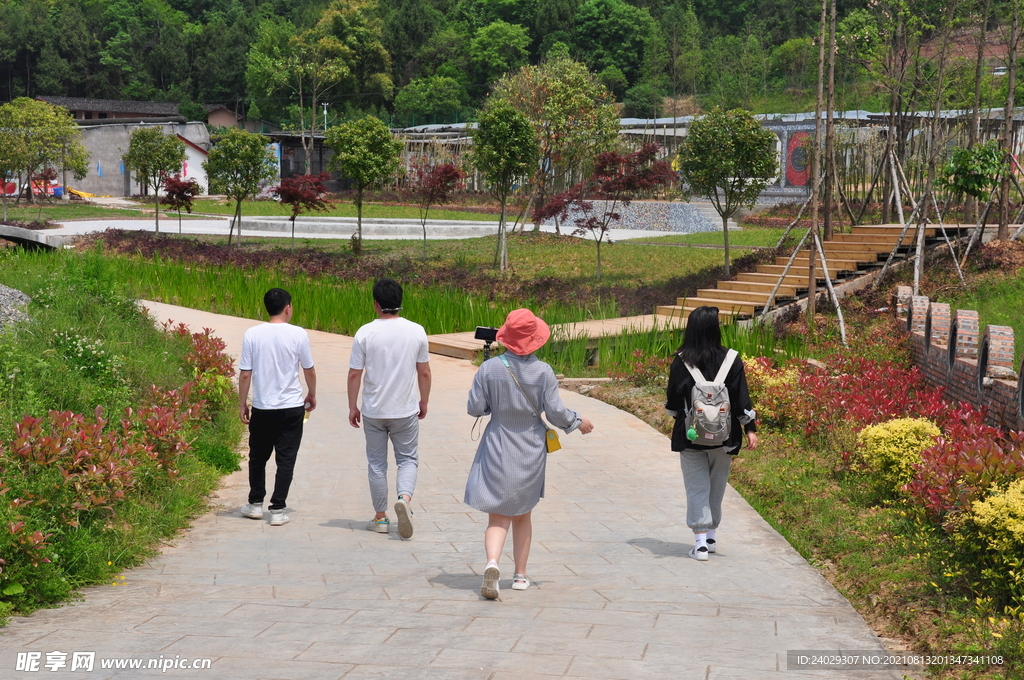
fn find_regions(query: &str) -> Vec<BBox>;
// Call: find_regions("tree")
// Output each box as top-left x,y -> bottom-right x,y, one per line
471,102 -> 538,270
490,56 -> 619,232
0,98 -> 88,205
162,176 -> 201,234
324,116 -> 402,244
272,173 -> 334,250
470,21 -> 531,86
0,105 -> 27,221
246,19 -> 349,175
662,0 -> 702,97
573,0 -> 657,85
407,161 -> 465,259
393,76 -> 467,122
123,127 -> 187,234
203,128 -> 279,246
676,107 -> 778,278
536,143 -> 675,280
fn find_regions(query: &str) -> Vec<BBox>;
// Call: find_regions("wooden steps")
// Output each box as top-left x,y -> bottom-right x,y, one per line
656,222 -> 974,323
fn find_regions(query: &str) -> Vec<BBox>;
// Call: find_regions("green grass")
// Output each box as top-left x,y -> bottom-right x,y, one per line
938,270 -> 1024,366
180,231 -> 756,288
191,198 -> 502,221
0,247 -> 242,619
96,253 -> 621,335
635,228 -> 786,248
0,202 -> 142,222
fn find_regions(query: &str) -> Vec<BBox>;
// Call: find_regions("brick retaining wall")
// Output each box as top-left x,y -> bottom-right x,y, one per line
894,285 -> 1022,428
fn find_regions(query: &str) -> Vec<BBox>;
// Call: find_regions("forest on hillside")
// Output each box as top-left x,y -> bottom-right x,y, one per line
0,0 -> 1017,127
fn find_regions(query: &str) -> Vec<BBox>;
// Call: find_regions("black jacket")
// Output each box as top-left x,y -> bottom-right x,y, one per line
665,347 -> 757,454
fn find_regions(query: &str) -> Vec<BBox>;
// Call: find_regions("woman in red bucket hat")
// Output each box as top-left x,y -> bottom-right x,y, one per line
465,308 -> 594,600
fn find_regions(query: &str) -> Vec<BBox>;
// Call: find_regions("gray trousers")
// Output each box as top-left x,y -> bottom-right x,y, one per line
364,414 -> 420,513
680,447 -> 733,532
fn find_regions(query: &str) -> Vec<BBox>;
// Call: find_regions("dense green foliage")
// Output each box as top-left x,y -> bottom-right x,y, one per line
0,247 -> 241,619
9,0 -> 984,125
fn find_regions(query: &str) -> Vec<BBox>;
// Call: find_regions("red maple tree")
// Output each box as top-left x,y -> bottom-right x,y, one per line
272,173 -> 334,249
407,160 -> 465,258
162,176 -> 202,233
534,143 -> 675,279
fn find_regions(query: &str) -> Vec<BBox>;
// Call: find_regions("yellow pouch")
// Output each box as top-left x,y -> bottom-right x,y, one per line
545,428 -> 561,453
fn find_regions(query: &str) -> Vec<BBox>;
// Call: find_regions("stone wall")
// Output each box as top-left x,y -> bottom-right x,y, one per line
894,285 -> 1022,429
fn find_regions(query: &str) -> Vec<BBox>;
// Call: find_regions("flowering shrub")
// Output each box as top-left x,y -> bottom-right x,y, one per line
952,479 -> 1024,606
0,320 -> 232,615
798,354 -> 949,440
744,356 -> 802,428
51,332 -> 126,385
906,428 -> 1024,522
855,418 -> 941,494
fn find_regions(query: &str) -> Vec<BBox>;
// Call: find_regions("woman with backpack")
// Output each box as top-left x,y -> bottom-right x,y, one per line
665,305 -> 758,561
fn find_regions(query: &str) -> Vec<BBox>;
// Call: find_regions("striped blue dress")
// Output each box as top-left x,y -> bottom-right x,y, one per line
464,352 -> 583,516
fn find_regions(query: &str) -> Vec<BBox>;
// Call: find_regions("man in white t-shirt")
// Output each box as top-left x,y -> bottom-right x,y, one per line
348,278 -> 431,539
238,288 -> 317,527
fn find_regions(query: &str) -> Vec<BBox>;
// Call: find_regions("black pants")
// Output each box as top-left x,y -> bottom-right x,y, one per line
248,406 -> 305,510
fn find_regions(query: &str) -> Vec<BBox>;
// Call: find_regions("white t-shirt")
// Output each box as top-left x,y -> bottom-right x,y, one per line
349,317 -> 430,419
240,322 -> 315,410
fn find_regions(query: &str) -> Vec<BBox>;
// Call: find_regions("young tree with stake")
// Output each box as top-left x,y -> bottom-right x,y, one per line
123,127 -> 187,234
203,128 -> 279,246
676,107 -> 778,279
471,102 -> 538,271
325,116 -> 402,248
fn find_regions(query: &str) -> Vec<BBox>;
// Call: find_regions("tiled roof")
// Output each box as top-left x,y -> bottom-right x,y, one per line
36,96 -> 180,116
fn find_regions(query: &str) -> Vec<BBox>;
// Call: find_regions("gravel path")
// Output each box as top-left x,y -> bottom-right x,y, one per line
0,284 -> 30,327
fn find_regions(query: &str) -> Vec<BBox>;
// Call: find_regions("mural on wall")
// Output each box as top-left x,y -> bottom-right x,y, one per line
786,132 -> 810,187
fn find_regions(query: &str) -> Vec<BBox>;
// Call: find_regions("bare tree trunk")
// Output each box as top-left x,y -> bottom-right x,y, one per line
722,213 -> 731,279
499,196 -> 508,271
968,0 -> 992,222
809,0 -> 827,329
823,0 -> 837,240
1000,0 -> 1020,241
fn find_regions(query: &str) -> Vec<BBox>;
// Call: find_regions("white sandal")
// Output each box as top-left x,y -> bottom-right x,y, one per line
511,574 -> 530,590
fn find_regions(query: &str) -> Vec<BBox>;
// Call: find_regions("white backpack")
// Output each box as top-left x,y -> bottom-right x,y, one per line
683,349 -> 738,446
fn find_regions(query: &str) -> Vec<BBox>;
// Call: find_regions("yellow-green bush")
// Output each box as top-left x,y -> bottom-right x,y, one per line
954,479 -> 1024,608
743,356 -> 802,428
856,417 -> 941,494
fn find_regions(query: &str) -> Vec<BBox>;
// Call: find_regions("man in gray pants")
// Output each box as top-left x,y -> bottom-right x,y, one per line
348,279 -> 431,539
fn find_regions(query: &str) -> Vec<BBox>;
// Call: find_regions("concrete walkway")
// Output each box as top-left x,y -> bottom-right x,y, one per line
42,217 -> 685,244
0,302 -> 903,680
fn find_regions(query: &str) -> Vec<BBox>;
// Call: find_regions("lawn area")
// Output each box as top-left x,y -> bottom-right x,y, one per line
189,198 -> 502,222
0,201 -> 141,222
633,228 -> 786,248
174,231 -> 760,288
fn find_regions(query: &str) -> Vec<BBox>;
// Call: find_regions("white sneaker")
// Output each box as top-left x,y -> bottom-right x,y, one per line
240,503 -> 263,519
481,563 -> 500,600
394,497 -> 414,539
689,545 -> 709,561
367,517 -> 390,533
511,574 -> 530,591
269,510 -> 289,526
706,538 -> 717,554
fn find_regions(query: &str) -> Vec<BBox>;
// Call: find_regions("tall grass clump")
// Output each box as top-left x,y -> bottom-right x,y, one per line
0,247 -> 242,621
98,254 -> 618,335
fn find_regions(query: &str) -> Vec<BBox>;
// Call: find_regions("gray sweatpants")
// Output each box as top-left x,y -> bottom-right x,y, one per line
680,446 -> 734,532
364,414 -> 420,513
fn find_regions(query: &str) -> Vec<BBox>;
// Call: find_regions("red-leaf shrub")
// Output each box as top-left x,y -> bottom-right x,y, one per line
906,428 -> 1024,523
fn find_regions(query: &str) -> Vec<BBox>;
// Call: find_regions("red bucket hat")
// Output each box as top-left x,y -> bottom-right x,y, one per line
496,308 -> 551,356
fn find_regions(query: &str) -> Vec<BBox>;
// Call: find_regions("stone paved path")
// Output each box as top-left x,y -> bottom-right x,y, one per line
0,303 -> 903,680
